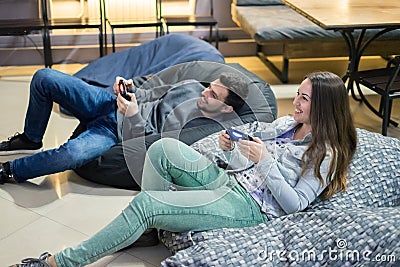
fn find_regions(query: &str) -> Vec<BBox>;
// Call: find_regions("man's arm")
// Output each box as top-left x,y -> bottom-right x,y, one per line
135,78 -> 201,103
120,79 -> 205,140
115,93 -> 148,140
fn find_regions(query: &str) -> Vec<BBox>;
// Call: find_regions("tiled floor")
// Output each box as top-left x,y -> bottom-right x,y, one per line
0,68 -> 170,266
0,55 -> 399,266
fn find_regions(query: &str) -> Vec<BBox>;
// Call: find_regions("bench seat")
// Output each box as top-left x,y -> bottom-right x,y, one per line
231,1 -> 400,82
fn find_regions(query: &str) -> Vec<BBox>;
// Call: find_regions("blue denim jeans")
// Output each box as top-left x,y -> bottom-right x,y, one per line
10,68 -> 118,181
55,138 -> 268,267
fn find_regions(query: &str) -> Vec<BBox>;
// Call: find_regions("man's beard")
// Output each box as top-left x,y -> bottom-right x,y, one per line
197,100 -> 223,116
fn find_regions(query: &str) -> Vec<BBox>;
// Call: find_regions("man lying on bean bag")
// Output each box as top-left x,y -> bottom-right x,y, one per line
73,60 -> 277,190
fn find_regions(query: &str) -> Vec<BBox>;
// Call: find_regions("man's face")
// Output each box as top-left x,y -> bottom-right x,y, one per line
197,79 -> 231,116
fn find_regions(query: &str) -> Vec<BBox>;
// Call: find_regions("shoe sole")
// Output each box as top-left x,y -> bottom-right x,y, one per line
0,148 -> 43,156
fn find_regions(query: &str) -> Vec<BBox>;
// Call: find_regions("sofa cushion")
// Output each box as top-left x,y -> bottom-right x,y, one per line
232,5 -> 400,44
233,5 -> 343,42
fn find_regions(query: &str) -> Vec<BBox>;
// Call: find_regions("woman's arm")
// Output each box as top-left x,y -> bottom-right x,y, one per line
256,150 -> 333,214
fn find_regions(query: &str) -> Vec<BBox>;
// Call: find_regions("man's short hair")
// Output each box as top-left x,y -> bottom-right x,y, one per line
219,72 -> 249,112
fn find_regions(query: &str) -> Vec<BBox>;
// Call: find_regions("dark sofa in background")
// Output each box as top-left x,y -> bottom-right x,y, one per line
231,0 -> 400,83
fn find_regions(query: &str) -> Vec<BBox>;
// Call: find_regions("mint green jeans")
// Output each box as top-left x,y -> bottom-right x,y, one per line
55,138 -> 268,266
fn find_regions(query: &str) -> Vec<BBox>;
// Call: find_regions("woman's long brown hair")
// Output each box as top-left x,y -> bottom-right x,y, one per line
301,72 -> 357,199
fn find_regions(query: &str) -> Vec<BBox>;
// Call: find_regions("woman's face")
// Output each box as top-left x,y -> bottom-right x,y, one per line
293,78 -> 312,126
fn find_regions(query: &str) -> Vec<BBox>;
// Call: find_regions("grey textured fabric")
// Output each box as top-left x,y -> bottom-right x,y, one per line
161,208 -> 400,266
309,128 -> 400,210
160,129 -> 400,266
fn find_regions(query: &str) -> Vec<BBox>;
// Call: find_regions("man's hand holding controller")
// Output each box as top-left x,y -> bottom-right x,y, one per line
113,76 -> 134,99
114,76 -> 139,117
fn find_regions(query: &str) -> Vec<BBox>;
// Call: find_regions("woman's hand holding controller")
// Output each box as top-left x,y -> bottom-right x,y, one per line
218,130 -> 235,151
237,137 -> 268,163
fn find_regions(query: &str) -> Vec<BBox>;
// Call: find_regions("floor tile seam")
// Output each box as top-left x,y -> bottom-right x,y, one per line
1,196 -> 86,240
113,251 -> 159,267
0,212 -> 42,241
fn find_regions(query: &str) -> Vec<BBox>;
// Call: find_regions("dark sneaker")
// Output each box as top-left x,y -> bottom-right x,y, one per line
0,162 -> 16,184
12,252 -> 52,267
0,133 -> 42,156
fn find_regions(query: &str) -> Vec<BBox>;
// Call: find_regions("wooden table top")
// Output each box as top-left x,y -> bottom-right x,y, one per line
283,0 -> 400,30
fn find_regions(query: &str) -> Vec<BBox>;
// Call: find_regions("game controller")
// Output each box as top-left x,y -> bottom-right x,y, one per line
118,79 -> 131,101
226,129 -> 254,141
